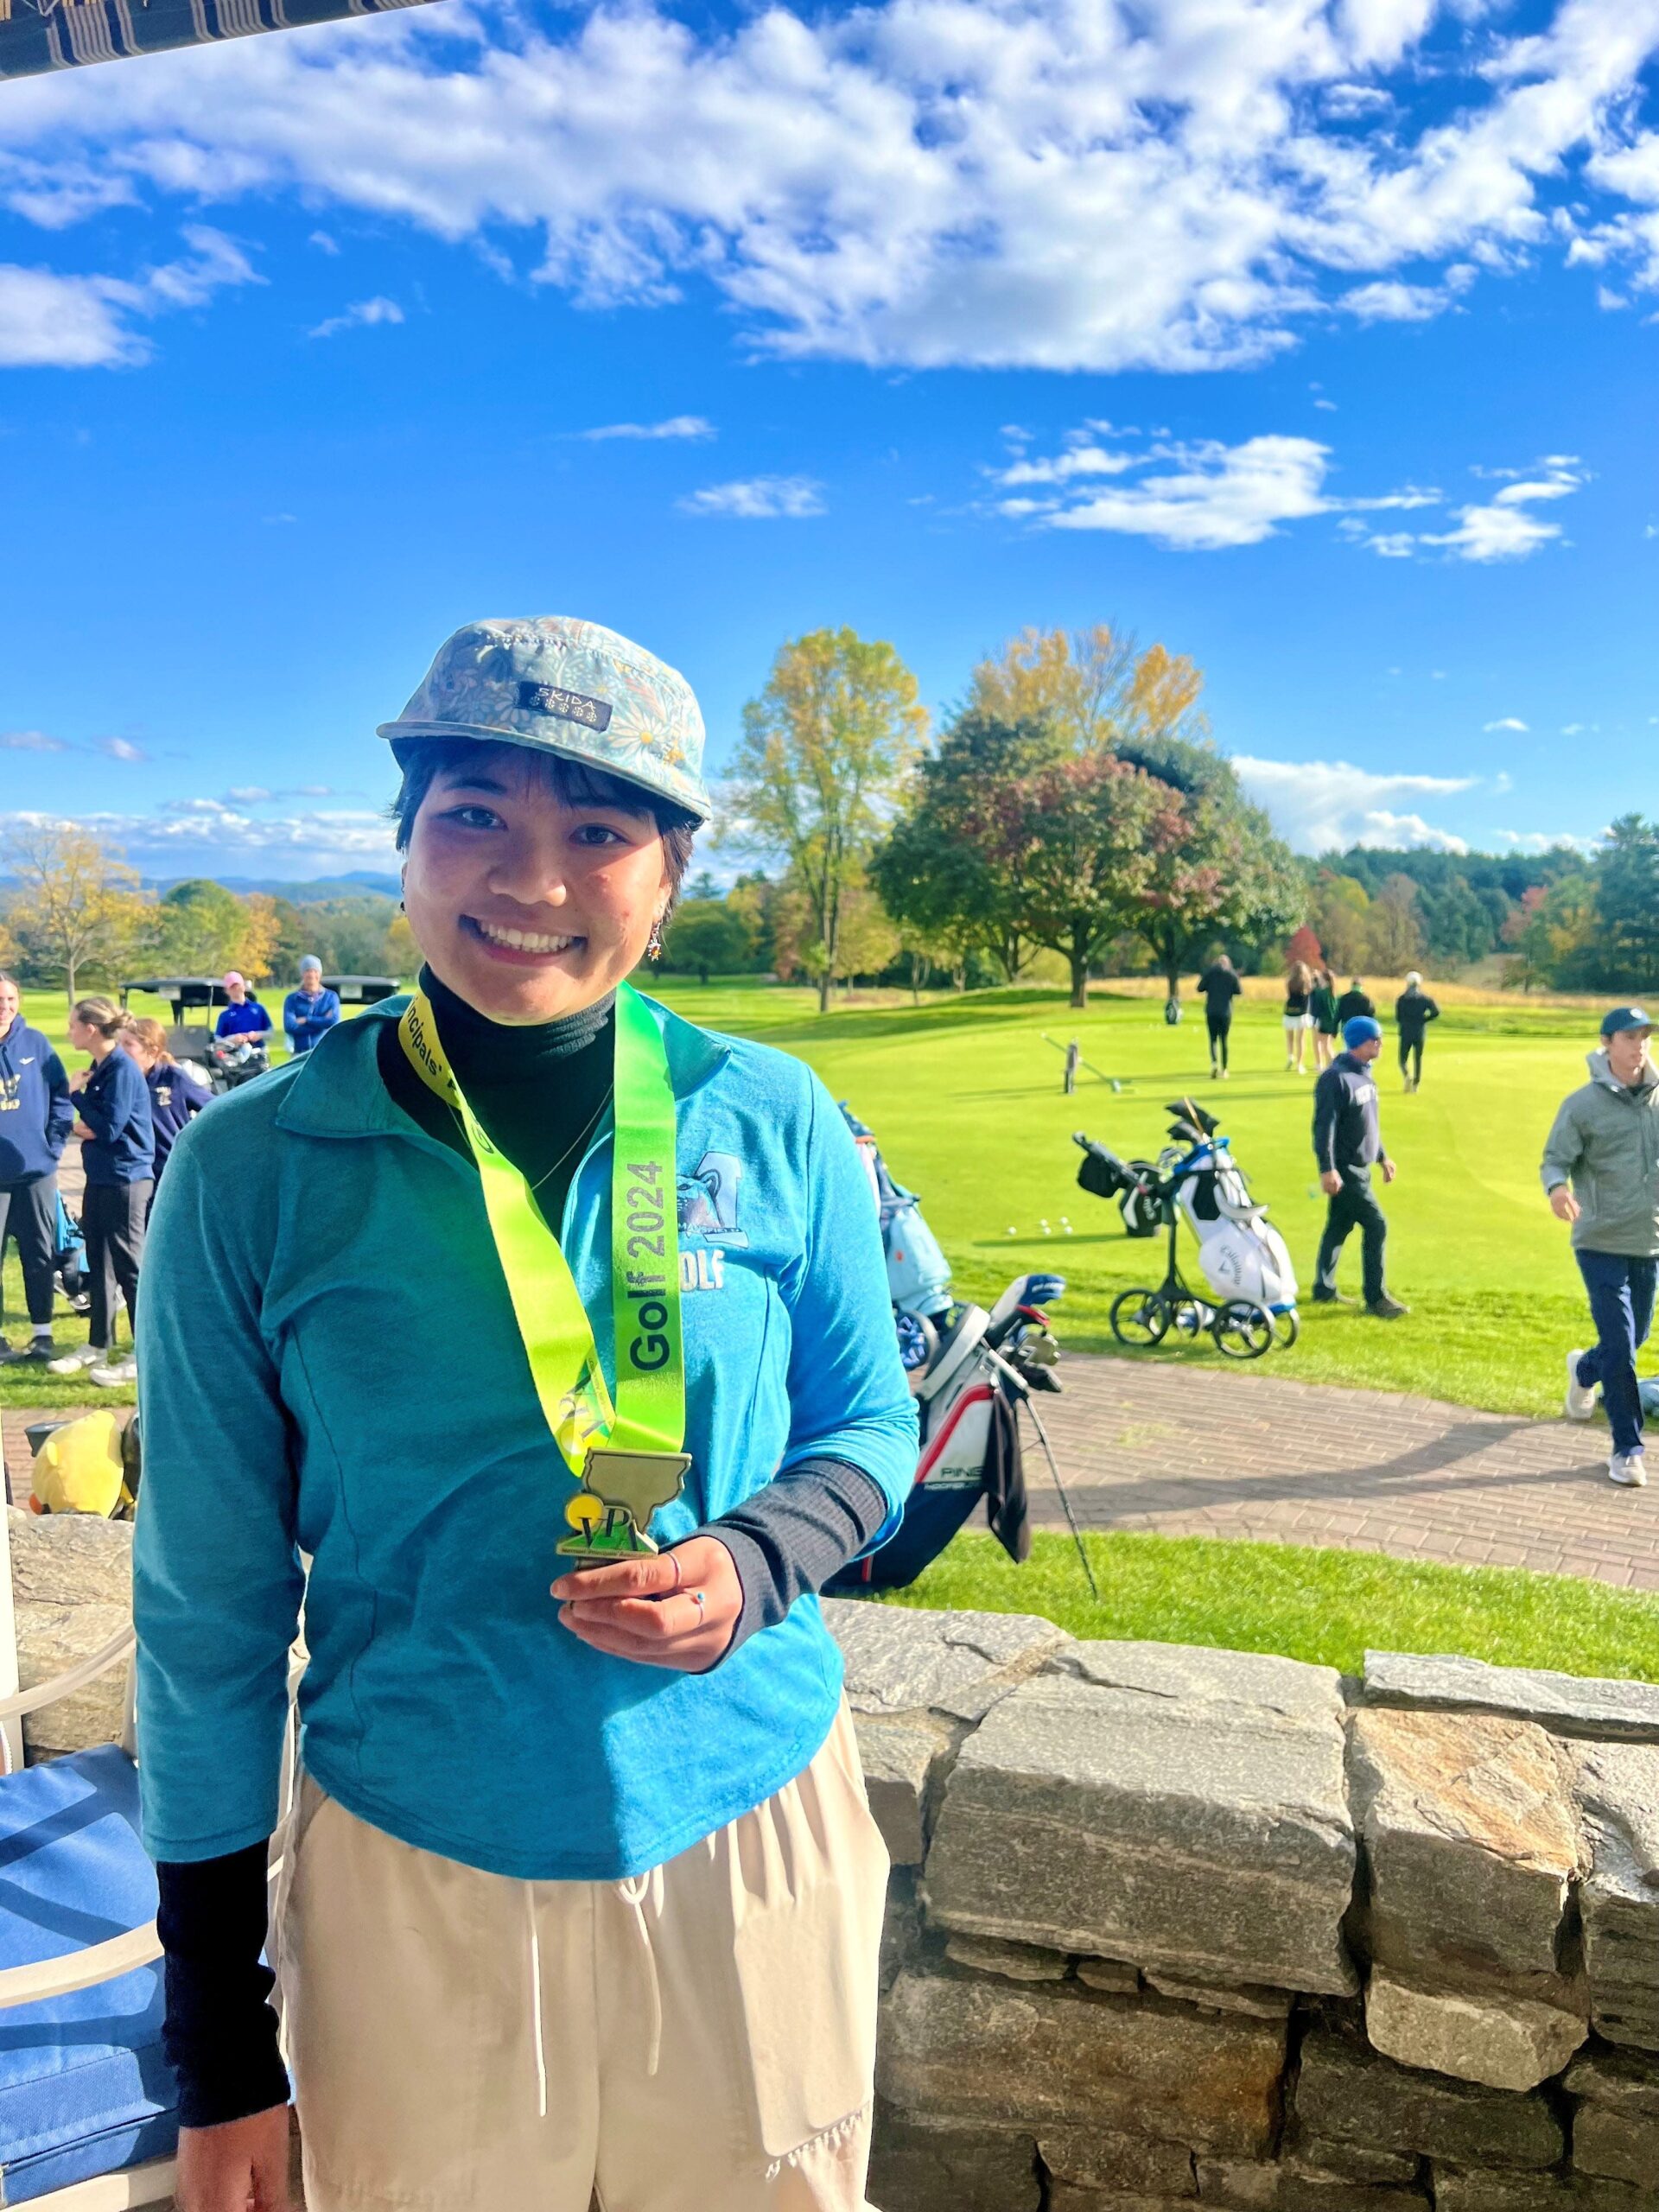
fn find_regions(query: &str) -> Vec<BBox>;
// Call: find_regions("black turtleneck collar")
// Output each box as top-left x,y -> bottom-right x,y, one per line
421,964 -> 614,1081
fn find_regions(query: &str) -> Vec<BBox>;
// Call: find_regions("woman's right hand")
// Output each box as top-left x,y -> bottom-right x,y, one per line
176,2105 -> 293,2211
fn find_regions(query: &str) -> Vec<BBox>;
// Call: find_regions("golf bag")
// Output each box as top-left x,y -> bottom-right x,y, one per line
829,1106 -> 1066,1593
1160,1100 -> 1299,1316
1074,1140 -> 1161,1239
839,1102 -> 954,1338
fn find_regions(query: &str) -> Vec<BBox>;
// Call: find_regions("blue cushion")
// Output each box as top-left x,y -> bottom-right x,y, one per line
0,1745 -> 178,2202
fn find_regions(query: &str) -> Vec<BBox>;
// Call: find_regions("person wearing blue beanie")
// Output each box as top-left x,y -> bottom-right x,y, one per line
1311,1015 -> 1408,1318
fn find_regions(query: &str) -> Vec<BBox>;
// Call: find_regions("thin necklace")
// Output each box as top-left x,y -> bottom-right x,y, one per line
452,1084 -> 613,1199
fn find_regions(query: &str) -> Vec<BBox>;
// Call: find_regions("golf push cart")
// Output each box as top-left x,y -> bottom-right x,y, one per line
1074,1097 -> 1300,1361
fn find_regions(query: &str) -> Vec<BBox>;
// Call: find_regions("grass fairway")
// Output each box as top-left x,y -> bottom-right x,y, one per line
647,976 -> 1602,1420
2,976 -> 1610,1418
881,1529 -> 1659,1681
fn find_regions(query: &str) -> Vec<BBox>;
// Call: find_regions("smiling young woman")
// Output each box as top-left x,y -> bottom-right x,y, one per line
133,618 -> 918,2212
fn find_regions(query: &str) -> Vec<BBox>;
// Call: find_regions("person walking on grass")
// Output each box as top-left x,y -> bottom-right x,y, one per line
1198,954 -> 1242,1079
1335,976 -> 1376,1030
1310,965 -> 1340,1072
1546,1006 -> 1659,1490
135,616 -> 914,2212
1282,960 -> 1313,1074
0,969 -> 74,1367
48,997 -> 154,1388
1312,1014 -> 1408,1319
1395,972 -> 1440,1093
1064,1037 -> 1080,1095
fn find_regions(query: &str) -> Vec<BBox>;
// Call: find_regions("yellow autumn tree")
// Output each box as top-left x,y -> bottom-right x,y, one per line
966,623 -> 1206,753
725,627 -> 927,1011
3,823 -> 149,1001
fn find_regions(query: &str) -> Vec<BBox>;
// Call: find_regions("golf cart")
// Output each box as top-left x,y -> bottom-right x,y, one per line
118,975 -> 400,1093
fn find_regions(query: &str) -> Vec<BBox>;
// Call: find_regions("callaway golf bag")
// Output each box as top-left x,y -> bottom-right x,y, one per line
828,1107 -> 1090,1594
1160,1099 -> 1299,1317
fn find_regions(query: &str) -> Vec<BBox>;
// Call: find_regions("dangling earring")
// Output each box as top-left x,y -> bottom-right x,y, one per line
646,919 -> 664,961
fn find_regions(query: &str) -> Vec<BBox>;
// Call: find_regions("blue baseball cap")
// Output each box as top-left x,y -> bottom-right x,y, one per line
1344,1015 -> 1382,1048
1601,1006 -> 1652,1036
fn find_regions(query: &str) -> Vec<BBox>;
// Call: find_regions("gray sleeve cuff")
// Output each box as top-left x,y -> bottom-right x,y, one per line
698,1458 -> 891,1664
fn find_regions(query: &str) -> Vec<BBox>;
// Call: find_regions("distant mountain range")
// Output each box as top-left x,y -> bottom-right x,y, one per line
143,871 -> 403,902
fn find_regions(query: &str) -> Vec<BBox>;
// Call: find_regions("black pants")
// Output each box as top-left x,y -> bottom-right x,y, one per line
0,1173 -> 59,1329
1206,1014 -> 1230,1069
83,1180 -> 150,1351
1400,1035 -> 1424,1084
1316,1170 -> 1388,1304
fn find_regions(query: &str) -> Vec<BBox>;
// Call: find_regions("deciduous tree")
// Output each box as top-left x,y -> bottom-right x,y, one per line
1110,733 -> 1300,1003
871,713 -> 1060,984
966,624 -> 1207,756
1364,874 -> 1427,976
3,823 -> 147,1001
663,898 -> 753,985
1308,872 -> 1372,974
725,628 -> 926,1011
962,753 -> 1165,1007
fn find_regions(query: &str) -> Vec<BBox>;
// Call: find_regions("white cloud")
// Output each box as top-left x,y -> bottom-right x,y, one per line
1340,279 -> 1445,321
1493,828 -> 1601,855
1345,454 -> 1585,561
575,415 -> 715,442
0,226 -> 257,367
2,728 -> 149,761
1483,716 -> 1529,731
308,295 -> 404,339
993,429 -> 1440,551
1,0 -> 1658,372
0,802 -> 396,868
1231,753 -> 1477,852
677,474 -> 824,518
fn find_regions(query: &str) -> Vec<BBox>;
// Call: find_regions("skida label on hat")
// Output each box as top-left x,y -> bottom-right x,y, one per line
518,681 -> 613,733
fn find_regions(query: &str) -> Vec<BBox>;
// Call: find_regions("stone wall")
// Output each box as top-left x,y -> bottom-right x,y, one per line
6,1504 -> 133,1754
824,1601 -> 1659,2212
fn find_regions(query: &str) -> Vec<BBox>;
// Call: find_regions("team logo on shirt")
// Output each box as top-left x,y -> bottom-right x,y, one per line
677,1150 -> 745,1287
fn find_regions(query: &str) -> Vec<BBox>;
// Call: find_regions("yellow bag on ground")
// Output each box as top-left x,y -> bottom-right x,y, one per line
30,1411 -> 137,1519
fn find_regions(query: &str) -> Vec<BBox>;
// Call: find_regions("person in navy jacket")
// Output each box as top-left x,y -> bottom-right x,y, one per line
48,996 -> 155,1389
0,969 -> 75,1364
124,1017 -> 213,1192
282,958 -> 342,1056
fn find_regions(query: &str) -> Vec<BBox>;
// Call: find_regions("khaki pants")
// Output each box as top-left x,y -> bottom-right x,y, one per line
276,1705 -> 889,2212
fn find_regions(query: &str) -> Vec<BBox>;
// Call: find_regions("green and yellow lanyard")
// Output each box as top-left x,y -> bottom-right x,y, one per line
399,982 -> 690,1564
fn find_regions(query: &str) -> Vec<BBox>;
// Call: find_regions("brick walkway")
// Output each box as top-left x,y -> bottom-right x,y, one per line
1025,1354 -> 1659,1592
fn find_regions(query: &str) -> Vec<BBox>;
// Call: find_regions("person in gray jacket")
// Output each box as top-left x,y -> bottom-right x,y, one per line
1542,1006 -> 1659,1488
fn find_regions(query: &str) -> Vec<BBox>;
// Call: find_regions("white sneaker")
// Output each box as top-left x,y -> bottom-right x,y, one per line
1610,1452 -> 1648,1488
1565,1351 -> 1598,1421
89,1357 -> 137,1388
46,1344 -> 102,1376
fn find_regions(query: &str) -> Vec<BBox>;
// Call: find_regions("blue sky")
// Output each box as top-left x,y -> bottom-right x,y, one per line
1,0 -> 1656,879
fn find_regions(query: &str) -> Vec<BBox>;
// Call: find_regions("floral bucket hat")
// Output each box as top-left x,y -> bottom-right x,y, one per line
378,616 -> 711,824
